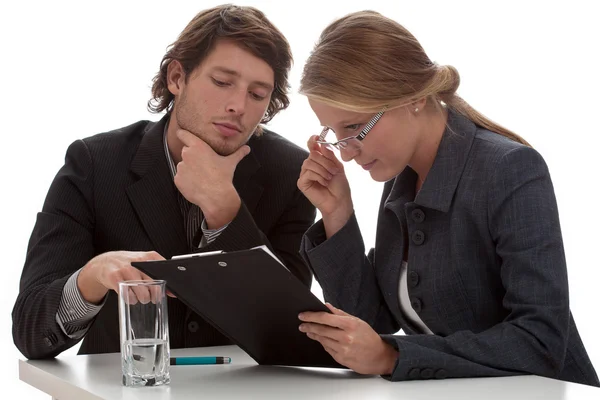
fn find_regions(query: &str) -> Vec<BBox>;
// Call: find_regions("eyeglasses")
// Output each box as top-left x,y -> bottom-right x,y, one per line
316,109 -> 386,151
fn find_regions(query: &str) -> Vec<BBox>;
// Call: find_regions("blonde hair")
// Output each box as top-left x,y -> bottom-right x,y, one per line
299,11 -> 529,146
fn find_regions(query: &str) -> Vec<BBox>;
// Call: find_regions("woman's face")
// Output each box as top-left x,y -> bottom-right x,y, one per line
308,99 -> 422,182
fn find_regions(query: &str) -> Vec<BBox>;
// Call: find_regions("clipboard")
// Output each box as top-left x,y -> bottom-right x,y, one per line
132,246 -> 343,368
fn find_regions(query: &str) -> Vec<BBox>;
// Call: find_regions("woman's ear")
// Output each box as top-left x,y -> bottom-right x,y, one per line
412,98 -> 427,114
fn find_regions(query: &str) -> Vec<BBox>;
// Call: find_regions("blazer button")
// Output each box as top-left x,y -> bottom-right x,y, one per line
410,297 -> 422,313
411,209 -> 425,223
408,271 -> 420,287
420,368 -> 434,379
188,321 -> 199,333
411,230 -> 425,245
435,369 -> 448,379
408,368 -> 421,380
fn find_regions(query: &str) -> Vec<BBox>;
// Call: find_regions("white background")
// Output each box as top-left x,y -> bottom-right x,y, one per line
1,0 -> 598,397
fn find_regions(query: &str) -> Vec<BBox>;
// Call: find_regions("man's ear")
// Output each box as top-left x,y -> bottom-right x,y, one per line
167,60 -> 185,96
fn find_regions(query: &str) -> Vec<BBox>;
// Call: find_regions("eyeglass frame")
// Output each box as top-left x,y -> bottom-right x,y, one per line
316,109 -> 386,150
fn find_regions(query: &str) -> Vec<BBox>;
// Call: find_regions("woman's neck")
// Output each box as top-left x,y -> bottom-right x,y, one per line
410,106 -> 448,190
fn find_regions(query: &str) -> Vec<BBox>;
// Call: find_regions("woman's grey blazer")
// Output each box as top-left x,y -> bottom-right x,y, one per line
301,110 -> 599,386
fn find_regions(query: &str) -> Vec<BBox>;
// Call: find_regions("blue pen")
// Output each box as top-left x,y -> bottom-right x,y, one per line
170,356 -> 231,365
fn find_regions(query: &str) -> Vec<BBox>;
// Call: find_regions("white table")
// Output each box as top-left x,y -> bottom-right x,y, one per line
19,345 -> 600,399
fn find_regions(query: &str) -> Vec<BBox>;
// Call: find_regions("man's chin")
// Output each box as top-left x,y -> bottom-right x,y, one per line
208,134 -> 254,156
208,140 -> 244,156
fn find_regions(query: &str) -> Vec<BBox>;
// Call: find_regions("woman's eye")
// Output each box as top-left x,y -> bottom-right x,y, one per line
345,124 -> 361,131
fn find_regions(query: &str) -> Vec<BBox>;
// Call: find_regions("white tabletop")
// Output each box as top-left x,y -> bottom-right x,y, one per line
19,345 -> 600,400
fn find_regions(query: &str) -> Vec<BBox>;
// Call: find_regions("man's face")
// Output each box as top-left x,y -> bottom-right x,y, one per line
168,40 -> 274,156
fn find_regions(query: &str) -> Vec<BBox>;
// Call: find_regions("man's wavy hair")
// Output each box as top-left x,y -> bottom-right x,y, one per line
148,5 -> 292,129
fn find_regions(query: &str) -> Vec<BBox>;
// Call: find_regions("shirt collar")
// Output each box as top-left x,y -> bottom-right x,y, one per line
163,117 -> 177,179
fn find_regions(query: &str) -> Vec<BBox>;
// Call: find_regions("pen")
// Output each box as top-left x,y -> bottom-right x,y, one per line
170,356 -> 231,365
132,354 -> 231,364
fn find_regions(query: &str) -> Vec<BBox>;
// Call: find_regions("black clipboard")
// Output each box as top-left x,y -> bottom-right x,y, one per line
132,246 -> 342,368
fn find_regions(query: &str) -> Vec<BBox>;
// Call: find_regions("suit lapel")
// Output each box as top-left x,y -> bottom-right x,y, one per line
126,117 -> 188,258
233,137 -> 262,213
377,168 -> 422,334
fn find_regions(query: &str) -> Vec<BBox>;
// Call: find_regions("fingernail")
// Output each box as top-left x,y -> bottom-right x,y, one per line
298,313 -> 305,319
299,324 -> 306,332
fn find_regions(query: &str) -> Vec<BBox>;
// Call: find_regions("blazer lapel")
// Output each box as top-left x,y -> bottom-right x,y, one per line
126,117 -> 188,258
233,136 -> 262,213
376,168 -> 423,334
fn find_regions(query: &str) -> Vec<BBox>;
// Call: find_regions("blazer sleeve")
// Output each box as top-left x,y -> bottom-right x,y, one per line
201,187 -> 317,287
382,146 -> 572,381
300,214 -> 399,334
12,139 -> 97,359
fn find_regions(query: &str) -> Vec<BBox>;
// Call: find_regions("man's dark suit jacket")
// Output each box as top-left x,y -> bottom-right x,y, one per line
301,110 -> 599,386
13,116 -> 316,359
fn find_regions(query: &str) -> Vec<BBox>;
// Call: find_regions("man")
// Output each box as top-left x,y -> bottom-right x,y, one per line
13,4 -> 315,359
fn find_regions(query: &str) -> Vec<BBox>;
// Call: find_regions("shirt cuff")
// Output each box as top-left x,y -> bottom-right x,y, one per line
199,218 -> 229,247
56,268 -> 106,339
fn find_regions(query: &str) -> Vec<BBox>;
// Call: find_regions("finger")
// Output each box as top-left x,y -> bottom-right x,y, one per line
228,144 -> 251,165
307,135 -> 320,151
298,170 -> 329,189
307,332 -> 342,354
319,143 -> 344,167
302,159 -> 334,181
148,283 -> 168,304
308,151 -> 341,175
176,129 -> 199,147
166,290 -> 177,298
121,267 -> 153,304
299,311 -> 349,329
126,287 -> 139,306
300,322 -> 346,342
325,302 -> 351,316
323,345 -> 339,356
142,251 -> 166,261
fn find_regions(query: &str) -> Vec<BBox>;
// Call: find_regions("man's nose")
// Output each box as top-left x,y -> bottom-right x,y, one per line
225,89 -> 247,115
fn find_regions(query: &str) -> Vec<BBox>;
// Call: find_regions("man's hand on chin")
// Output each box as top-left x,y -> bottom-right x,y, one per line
174,129 -> 250,228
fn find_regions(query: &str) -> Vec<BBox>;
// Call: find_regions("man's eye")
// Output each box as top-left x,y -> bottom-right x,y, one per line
212,78 -> 230,87
345,124 -> 361,131
250,92 -> 266,101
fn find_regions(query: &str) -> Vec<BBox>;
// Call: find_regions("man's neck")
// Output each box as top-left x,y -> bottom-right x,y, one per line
166,115 -> 184,164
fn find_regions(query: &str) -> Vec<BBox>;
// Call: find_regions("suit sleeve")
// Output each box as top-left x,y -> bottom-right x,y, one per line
300,214 -> 399,334
12,139 -> 97,359
201,187 -> 316,287
382,146 -> 572,381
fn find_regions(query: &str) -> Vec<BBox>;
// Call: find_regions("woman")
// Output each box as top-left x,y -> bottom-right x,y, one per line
296,10 -> 599,386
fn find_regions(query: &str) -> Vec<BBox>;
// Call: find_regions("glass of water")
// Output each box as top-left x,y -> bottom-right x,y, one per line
118,280 -> 170,387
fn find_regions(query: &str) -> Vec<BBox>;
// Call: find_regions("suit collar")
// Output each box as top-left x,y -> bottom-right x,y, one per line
232,135 -> 263,214
385,109 -> 477,213
130,115 -> 169,177
127,115 -> 188,257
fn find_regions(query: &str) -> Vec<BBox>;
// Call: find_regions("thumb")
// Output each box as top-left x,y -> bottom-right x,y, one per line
228,145 -> 251,164
325,302 -> 350,316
